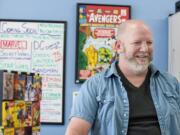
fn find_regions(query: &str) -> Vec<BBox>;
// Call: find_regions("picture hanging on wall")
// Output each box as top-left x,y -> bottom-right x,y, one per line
75,3 -> 131,83
0,19 -> 67,124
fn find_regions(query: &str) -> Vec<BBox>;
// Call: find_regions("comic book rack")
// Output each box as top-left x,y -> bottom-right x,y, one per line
0,70 -> 42,135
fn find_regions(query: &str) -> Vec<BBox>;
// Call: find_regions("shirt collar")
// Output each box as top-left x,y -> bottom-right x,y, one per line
104,61 -> 119,78
149,63 -> 160,76
104,61 -> 159,78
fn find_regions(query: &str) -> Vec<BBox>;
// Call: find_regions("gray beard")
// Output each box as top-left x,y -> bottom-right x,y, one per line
125,57 -> 152,75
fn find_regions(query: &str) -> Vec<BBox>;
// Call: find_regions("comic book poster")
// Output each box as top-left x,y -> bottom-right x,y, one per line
25,74 -> 33,101
4,128 -> 14,135
24,102 -> 32,127
14,128 -> 24,135
31,74 -> 42,101
14,101 -> 25,128
32,102 -> 40,127
2,101 -> 15,128
14,73 -> 26,100
32,126 -> 40,135
3,72 -> 14,100
75,3 -> 131,83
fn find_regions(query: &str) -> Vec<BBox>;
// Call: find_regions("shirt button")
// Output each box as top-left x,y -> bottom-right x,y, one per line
123,113 -> 127,117
123,99 -> 127,103
121,130 -> 126,134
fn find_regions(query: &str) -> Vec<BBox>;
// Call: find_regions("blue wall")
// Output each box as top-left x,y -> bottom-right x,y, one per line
0,0 -> 178,134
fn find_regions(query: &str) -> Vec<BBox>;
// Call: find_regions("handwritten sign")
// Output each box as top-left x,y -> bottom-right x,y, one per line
0,20 -> 66,124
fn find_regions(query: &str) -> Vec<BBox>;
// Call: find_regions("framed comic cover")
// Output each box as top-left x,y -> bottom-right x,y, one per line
75,3 -> 131,83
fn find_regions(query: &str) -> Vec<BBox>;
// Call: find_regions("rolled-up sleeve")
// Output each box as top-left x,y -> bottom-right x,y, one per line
70,75 -> 100,124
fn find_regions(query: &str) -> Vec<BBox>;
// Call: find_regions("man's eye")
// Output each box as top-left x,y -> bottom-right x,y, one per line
132,41 -> 141,46
147,41 -> 153,45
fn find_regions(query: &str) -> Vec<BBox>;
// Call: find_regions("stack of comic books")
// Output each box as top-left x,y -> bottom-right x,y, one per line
0,71 -> 42,135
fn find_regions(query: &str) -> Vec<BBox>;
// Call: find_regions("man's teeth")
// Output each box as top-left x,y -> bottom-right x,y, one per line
136,56 -> 147,58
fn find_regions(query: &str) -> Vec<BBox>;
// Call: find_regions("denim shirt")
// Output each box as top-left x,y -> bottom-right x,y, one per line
70,62 -> 180,135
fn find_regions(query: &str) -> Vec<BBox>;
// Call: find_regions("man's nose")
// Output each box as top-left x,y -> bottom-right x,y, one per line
139,42 -> 149,52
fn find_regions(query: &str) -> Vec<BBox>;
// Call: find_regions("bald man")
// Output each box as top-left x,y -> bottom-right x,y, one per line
65,20 -> 180,135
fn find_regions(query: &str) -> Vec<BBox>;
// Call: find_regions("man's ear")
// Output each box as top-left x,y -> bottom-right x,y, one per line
114,40 -> 124,53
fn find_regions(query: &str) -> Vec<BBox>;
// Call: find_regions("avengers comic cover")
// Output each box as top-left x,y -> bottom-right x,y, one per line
76,4 -> 130,82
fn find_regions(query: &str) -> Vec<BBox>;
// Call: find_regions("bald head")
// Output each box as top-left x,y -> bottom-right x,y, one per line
116,20 -> 152,40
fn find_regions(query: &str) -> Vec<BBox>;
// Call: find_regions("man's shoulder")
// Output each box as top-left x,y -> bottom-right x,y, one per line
149,64 -> 179,89
89,64 -> 115,80
83,65 -> 114,89
87,68 -> 108,82
150,64 -> 177,81
158,70 -> 178,82
153,69 -> 179,92
150,65 -> 180,96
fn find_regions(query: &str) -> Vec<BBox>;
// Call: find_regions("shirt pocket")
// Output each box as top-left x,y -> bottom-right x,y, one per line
163,91 -> 180,114
163,91 -> 180,133
96,96 -> 114,123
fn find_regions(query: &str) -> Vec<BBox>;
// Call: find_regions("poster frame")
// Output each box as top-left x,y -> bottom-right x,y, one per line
75,3 -> 131,83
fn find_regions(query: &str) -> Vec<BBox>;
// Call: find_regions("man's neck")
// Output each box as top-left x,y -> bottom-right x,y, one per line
118,62 -> 148,87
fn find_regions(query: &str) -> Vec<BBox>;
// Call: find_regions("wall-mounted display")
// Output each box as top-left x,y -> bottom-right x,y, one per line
0,19 -> 67,124
0,70 -> 42,134
75,3 -> 131,83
